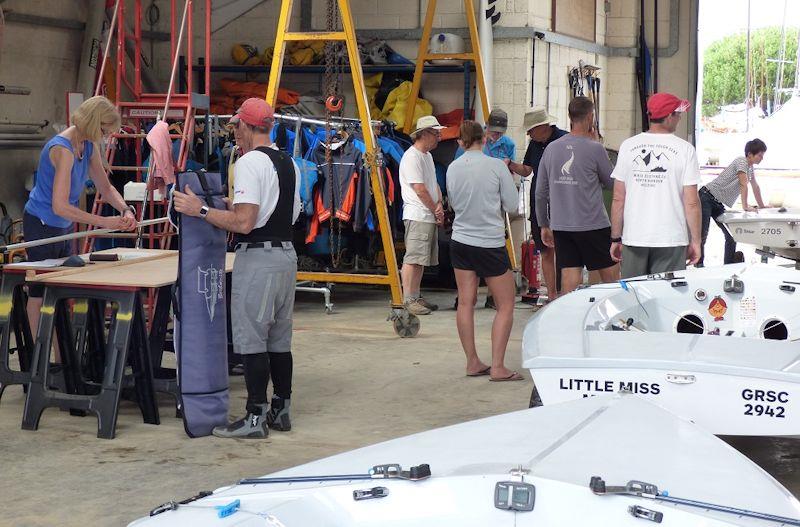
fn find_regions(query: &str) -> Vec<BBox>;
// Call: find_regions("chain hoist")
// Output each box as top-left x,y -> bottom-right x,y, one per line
323,0 -> 345,268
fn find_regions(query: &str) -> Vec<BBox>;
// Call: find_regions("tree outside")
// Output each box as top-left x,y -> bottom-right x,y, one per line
702,26 -> 798,117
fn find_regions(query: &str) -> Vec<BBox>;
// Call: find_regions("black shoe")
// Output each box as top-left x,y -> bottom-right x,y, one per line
212,405 -> 269,438
228,363 -> 245,376
484,296 -> 496,310
266,396 -> 291,431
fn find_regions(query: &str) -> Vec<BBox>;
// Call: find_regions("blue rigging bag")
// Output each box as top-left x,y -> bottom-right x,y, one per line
172,171 -> 229,437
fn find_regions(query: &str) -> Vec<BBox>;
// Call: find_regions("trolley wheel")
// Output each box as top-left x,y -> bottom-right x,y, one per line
529,384 -> 543,408
325,304 -> 335,314
391,312 -> 420,338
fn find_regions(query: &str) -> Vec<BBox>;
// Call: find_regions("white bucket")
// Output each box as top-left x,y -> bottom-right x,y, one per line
428,33 -> 465,65
124,182 -> 163,202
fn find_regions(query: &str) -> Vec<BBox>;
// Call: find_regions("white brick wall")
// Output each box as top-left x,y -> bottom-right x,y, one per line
150,0 -> 691,152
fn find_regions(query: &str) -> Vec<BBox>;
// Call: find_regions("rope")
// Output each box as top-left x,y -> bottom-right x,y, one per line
94,0 -> 121,97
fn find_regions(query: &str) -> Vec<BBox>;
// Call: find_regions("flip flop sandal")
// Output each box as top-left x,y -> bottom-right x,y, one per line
490,371 -> 524,382
466,366 -> 491,377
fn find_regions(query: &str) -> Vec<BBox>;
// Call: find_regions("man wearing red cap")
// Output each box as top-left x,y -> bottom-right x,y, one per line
174,97 -> 301,439
609,92 -> 702,278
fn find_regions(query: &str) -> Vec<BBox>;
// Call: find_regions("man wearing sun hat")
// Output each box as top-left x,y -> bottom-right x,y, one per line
399,115 -> 446,315
507,106 -> 566,301
609,92 -> 702,278
174,97 -> 301,439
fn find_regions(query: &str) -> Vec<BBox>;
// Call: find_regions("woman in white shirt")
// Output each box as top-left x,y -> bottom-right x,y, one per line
446,121 -> 522,382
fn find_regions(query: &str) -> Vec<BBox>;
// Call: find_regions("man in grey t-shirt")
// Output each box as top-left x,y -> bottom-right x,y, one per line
535,97 -> 618,294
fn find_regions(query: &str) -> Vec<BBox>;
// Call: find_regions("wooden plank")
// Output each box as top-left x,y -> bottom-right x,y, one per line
3,248 -> 174,273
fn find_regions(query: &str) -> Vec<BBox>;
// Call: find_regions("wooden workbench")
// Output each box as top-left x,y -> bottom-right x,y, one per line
0,249 -> 176,407
29,251 -> 235,288
14,249 -> 235,439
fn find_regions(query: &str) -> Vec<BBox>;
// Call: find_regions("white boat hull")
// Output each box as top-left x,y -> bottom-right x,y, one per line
531,367 -> 800,437
719,208 -> 800,262
522,263 -> 800,438
128,395 -> 800,526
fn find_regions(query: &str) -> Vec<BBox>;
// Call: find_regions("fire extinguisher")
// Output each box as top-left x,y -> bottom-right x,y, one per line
521,240 -> 541,303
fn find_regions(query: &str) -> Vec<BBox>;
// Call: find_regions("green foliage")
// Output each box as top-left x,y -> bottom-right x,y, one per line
702,26 -> 798,117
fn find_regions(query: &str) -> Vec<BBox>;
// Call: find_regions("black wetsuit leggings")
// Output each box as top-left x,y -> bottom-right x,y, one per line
243,352 -> 293,414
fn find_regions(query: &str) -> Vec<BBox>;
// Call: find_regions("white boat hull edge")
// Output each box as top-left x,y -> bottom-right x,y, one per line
129,473 -> 776,527
531,367 -> 800,438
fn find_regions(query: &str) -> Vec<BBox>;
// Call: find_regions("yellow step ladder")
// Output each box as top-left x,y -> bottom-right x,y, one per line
264,0 -> 419,337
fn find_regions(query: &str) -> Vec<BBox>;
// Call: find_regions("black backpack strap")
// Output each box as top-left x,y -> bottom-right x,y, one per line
194,171 -> 214,206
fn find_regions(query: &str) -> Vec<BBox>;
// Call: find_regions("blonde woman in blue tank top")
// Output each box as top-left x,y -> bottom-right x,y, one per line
24,96 -> 136,336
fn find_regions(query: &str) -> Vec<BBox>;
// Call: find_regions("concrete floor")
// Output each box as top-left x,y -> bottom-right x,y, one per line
1,286 -> 798,526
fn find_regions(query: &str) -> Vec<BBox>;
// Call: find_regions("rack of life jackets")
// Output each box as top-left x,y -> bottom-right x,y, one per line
209,112 -> 414,271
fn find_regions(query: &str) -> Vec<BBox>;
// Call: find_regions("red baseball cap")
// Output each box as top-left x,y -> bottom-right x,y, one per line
647,92 -> 691,120
230,98 -> 275,126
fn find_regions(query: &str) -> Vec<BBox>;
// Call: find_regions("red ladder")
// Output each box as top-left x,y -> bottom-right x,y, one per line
83,0 -> 211,253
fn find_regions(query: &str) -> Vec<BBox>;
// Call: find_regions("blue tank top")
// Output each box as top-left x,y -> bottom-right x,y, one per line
25,135 -> 94,228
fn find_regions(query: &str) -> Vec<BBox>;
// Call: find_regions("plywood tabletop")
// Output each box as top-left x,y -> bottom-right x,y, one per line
31,252 -> 236,289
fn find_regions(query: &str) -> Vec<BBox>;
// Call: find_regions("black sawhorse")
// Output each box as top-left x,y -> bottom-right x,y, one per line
0,271 -> 35,402
22,285 -> 160,439
148,284 -> 179,406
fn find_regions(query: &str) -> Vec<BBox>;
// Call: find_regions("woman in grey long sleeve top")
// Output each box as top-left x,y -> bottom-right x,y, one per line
446,121 -> 523,382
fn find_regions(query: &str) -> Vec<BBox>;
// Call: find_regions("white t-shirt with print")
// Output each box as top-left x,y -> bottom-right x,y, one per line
611,132 -> 700,247
232,146 -> 302,228
399,145 -> 440,223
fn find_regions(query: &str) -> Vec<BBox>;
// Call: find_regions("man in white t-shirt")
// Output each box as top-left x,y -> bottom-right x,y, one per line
399,115 -> 446,315
174,98 -> 300,439
609,93 -> 702,278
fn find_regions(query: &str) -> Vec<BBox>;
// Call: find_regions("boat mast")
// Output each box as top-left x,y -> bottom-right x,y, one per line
773,0 -> 789,111
795,25 -> 800,96
746,0 -> 751,130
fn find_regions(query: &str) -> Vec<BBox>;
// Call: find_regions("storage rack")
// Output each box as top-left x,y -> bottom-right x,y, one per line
179,56 -> 477,118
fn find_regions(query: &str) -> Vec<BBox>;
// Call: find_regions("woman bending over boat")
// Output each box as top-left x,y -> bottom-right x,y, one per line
698,138 -> 766,266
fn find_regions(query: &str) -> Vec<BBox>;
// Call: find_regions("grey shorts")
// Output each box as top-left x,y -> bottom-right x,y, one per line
231,244 -> 297,355
403,220 -> 439,266
620,245 -> 687,279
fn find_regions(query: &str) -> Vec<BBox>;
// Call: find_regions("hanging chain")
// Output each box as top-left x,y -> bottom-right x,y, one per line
324,0 -> 344,268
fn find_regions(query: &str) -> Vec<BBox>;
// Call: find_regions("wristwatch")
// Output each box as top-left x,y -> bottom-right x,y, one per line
199,205 -> 210,218
610,236 -> 622,243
